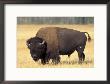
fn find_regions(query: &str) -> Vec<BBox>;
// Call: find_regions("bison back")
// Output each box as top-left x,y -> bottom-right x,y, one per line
57,28 -> 87,55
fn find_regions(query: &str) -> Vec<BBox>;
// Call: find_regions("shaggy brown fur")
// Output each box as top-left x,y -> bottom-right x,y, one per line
36,27 -> 59,53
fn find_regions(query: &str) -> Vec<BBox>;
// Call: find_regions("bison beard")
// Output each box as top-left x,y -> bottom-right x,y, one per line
27,27 -> 91,65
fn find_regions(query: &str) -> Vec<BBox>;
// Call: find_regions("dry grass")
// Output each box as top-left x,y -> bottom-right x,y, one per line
17,24 -> 94,68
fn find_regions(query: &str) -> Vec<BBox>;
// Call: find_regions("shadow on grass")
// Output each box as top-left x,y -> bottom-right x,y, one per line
60,60 -> 93,65
37,59 -> 93,65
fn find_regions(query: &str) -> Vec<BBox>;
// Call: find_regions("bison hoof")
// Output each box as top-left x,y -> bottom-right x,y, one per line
52,60 -> 60,65
41,60 -> 46,65
78,61 -> 84,64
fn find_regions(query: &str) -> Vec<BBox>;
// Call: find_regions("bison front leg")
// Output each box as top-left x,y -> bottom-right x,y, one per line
41,58 -> 46,65
82,53 -> 85,61
52,56 -> 60,65
45,54 -> 50,64
51,51 -> 60,65
77,52 -> 83,64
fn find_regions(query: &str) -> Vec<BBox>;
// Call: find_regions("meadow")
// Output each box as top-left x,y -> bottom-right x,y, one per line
17,24 -> 94,68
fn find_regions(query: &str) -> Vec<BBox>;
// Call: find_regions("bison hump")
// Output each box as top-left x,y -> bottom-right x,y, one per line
36,27 -> 59,52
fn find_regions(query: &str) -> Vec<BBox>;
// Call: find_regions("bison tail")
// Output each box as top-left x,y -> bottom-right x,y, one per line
84,32 -> 91,42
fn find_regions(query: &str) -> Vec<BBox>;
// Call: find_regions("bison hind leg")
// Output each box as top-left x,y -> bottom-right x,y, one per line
77,53 -> 85,64
77,52 -> 83,64
82,53 -> 85,61
76,45 -> 85,64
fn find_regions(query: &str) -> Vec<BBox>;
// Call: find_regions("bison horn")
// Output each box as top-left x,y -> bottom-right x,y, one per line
39,40 -> 45,45
41,40 -> 45,44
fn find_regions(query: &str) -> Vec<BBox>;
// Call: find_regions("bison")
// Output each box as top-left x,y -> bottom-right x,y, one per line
26,27 -> 91,64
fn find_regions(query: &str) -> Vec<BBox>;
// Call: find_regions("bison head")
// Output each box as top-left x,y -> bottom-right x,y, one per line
26,37 -> 47,62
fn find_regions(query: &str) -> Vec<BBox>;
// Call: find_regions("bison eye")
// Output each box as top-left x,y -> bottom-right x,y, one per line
28,43 -> 32,46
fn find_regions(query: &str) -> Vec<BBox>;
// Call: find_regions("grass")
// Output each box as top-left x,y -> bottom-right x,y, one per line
17,24 -> 94,68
